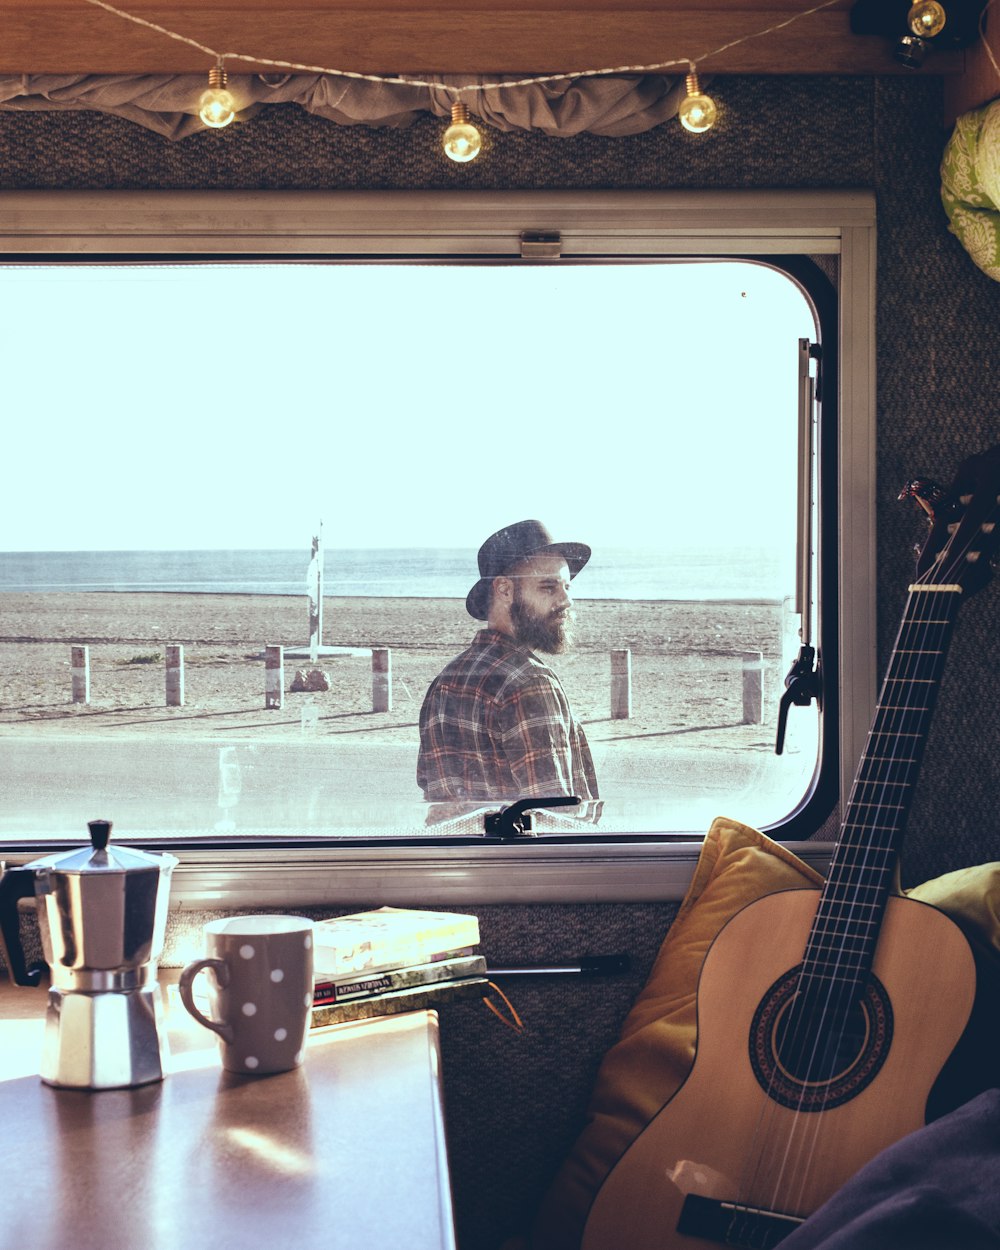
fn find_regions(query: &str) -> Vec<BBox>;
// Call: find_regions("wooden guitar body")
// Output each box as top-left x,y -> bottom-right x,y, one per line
582,887 -> 976,1250
582,445 -> 1000,1249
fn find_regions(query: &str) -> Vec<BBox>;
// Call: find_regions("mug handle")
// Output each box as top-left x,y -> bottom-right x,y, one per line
178,958 -> 234,1042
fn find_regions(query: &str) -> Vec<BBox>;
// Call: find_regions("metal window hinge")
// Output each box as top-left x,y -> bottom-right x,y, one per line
520,230 -> 562,260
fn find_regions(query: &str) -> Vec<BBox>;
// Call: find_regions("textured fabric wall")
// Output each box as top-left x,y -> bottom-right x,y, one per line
3,73 -> 999,1249
869,79 -> 1000,889
0,75 -> 873,191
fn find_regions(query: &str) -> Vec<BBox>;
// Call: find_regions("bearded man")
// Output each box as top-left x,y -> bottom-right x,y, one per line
417,519 -> 599,810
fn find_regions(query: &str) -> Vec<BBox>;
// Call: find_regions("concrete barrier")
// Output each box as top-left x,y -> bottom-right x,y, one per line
372,647 -> 393,713
742,650 -> 763,724
166,644 -> 185,707
265,644 -> 284,709
71,645 -> 90,704
611,648 -> 632,719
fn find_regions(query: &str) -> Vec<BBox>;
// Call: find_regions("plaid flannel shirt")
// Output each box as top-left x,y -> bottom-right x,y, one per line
417,629 -> 599,804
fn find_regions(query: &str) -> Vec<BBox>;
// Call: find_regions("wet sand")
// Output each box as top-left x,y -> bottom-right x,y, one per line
0,593 -> 790,747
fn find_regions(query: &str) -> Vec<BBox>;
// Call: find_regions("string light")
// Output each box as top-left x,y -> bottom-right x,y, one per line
198,63 -> 236,128
442,101 -> 483,161
893,0 -> 949,65
678,66 -> 718,133
908,0 -> 948,37
81,0 -> 844,97
80,0 -> 848,151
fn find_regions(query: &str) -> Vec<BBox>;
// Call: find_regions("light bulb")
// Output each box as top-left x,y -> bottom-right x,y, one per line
443,102 -> 482,163
678,69 -> 717,134
907,0 -> 947,37
199,65 -> 236,129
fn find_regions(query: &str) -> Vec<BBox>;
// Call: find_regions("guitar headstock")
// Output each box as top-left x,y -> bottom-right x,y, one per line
900,444 -> 1000,598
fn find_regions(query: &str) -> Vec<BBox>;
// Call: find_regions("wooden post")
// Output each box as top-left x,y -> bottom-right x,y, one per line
166,644 -> 185,707
265,644 -> 284,709
71,645 -> 90,704
372,647 -> 392,713
742,650 -> 763,724
611,648 -> 632,719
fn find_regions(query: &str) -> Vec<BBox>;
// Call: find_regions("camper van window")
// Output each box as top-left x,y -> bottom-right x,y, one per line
0,191 -> 876,904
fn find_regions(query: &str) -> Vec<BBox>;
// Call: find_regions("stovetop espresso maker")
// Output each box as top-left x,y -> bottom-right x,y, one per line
0,819 -> 178,1089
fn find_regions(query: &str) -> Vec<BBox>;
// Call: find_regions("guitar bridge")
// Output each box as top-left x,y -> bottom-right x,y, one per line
677,1194 -> 806,1247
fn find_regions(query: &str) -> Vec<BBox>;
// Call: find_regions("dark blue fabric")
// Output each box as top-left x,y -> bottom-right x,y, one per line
780,1090 -> 1000,1245
781,1090 -> 1000,1250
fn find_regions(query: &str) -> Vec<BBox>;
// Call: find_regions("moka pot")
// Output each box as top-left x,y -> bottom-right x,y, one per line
0,819 -> 178,1089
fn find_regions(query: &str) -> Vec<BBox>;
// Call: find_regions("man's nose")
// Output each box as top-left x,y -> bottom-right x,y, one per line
557,583 -> 572,607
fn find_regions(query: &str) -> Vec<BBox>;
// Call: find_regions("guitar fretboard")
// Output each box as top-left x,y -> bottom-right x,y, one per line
800,585 -> 962,994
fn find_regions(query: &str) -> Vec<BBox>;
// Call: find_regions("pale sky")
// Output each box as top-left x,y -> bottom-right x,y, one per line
2,260 -> 814,553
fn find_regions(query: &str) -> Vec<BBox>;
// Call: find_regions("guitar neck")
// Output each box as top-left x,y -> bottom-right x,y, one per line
803,583 -> 963,989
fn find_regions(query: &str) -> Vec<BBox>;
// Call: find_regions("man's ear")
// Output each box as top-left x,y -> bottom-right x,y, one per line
492,575 -> 514,607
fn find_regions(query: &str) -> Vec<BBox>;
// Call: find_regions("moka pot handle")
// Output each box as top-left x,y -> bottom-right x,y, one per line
0,865 -> 46,987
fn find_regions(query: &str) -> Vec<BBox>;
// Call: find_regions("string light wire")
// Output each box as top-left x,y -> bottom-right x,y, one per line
978,0 -> 1000,84
82,0 -> 846,95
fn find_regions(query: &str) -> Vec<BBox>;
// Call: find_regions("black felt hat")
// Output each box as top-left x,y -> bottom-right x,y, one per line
465,519 -> 591,620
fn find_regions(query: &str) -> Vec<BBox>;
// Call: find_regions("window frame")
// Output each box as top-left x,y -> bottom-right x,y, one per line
0,188 -> 875,904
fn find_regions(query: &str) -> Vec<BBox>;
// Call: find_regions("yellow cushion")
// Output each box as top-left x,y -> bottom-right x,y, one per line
530,818 -> 1000,1250
908,863 -> 1000,964
530,815 -> 822,1250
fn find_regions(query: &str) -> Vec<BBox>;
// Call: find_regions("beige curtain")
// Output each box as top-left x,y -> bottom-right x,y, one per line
0,72 -> 685,141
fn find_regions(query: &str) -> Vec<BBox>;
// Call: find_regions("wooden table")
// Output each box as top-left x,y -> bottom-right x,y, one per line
0,975 -> 456,1250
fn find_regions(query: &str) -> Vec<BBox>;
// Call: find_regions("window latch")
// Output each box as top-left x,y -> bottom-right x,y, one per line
519,231 -> 562,260
775,645 -> 822,755
483,795 -> 580,839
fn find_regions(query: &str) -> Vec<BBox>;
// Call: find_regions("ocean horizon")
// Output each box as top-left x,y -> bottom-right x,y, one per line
0,546 -> 793,603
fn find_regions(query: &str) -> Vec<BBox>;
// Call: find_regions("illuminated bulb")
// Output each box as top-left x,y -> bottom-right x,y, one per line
199,65 -> 236,129
907,0 -> 947,37
442,102 -> 482,163
678,69 -> 717,134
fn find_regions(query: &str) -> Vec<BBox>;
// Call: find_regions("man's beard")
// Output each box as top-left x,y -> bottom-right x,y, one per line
510,591 -> 573,654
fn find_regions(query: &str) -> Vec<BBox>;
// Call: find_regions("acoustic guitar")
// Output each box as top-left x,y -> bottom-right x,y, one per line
582,444 -> 1000,1250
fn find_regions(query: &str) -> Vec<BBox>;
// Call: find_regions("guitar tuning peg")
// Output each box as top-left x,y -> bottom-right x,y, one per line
898,476 -> 948,520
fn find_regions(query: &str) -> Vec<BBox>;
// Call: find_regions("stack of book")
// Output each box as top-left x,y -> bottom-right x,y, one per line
310,906 -> 488,1026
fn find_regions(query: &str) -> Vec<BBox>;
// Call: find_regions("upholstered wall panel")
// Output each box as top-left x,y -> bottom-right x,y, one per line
3,72 -> 999,1249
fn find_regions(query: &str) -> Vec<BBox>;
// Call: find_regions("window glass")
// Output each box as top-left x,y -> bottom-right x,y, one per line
0,259 -> 821,843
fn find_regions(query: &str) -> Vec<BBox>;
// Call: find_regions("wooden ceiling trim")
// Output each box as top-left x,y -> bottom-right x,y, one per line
0,1 -> 967,75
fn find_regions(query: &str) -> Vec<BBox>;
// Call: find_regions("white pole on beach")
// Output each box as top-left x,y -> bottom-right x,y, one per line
372,647 -> 393,712
71,645 -> 90,704
166,644 -> 185,707
611,649 -> 632,720
742,650 -> 763,724
265,644 -> 284,709
307,525 -> 323,665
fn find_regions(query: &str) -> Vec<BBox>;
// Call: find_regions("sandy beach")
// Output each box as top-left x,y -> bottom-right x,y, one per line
0,593 -> 790,750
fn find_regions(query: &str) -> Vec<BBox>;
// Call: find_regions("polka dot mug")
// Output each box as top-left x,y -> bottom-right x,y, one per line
179,915 -> 315,1075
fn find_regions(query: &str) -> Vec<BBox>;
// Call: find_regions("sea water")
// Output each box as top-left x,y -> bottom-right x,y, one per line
0,545 -> 791,602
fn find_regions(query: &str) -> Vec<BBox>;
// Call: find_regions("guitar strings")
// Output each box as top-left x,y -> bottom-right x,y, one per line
779,565 -> 955,1218
766,496 -> 981,1224
729,504 -> 970,1237
781,476 -> 995,1212
765,570 -> 949,1221
732,590 -> 928,1229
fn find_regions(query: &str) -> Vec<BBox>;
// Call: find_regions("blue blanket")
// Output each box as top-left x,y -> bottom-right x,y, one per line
782,1090 -> 1000,1250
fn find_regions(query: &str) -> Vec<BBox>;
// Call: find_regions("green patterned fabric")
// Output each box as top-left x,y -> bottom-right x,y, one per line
941,99 -> 1000,281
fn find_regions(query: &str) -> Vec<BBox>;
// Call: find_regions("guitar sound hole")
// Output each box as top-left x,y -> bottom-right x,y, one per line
774,995 -> 870,1083
749,966 -> 894,1111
